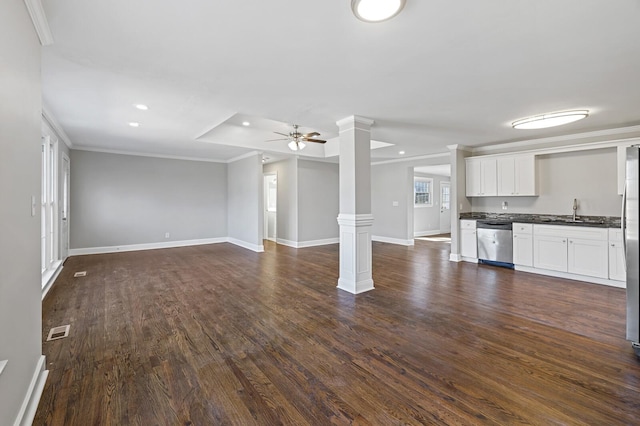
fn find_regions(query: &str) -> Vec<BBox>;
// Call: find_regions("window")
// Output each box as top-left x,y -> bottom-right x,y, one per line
41,132 -> 59,282
414,177 -> 433,207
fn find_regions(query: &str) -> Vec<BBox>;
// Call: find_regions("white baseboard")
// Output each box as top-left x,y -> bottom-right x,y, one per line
449,253 -> 462,262
227,238 -> 264,253
13,355 -> 48,426
372,235 -> 415,246
69,237 -> 227,256
516,265 -> 626,288
277,237 -> 339,248
414,230 -> 442,238
41,260 -> 64,301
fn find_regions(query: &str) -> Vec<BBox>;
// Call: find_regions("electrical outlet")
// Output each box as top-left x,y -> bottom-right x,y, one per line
165,232 -> 170,239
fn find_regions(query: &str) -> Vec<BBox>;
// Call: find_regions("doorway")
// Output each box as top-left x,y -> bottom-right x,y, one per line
263,174 -> 277,242
439,181 -> 451,234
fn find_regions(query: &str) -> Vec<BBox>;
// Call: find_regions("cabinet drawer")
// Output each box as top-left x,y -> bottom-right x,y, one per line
513,223 -> 533,234
534,225 -> 608,241
460,220 -> 477,230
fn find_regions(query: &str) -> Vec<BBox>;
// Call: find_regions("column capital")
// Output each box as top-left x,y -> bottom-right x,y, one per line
336,115 -> 375,131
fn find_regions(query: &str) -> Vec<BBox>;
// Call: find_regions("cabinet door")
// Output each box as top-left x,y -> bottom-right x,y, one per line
609,242 -> 627,282
481,159 -> 497,196
497,157 -> 515,196
534,235 -> 568,272
513,233 -> 533,267
568,238 -> 608,279
514,155 -> 537,196
466,159 -> 482,196
461,229 -> 477,258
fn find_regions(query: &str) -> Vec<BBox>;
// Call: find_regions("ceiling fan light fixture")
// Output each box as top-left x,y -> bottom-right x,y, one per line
288,140 -> 306,151
352,0 -> 406,23
512,110 -> 589,130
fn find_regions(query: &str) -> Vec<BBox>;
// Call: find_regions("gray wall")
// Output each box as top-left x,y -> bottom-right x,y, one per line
228,153 -> 263,248
371,163 -> 414,241
297,160 -> 339,242
264,159 -> 298,242
413,173 -> 449,235
471,148 -> 620,216
0,1 -> 43,423
70,150 -> 228,248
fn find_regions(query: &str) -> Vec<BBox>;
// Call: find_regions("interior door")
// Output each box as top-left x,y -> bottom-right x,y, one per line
263,174 -> 277,242
60,153 -> 70,259
439,182 -> 451,234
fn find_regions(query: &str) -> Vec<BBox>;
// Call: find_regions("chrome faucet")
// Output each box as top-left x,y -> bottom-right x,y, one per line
572,198 -> 578,221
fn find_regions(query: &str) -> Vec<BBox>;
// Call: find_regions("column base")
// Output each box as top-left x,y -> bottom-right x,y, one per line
337,277 -> 375,294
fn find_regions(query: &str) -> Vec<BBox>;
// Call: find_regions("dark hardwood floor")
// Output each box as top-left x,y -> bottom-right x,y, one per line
35,239 -> 640,425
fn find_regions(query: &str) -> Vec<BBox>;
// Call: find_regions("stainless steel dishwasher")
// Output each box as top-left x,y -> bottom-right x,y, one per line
476,221 -> 513,266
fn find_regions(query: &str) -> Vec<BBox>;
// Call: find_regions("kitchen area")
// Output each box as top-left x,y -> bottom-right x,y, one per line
457,141 -> 628,286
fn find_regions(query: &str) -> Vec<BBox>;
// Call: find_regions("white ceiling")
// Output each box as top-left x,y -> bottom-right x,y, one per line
40,0 -> 640,162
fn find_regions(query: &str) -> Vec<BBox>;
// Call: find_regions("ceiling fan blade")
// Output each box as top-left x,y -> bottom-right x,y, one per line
273,131 -> 290,137
265,138 -> 289,142
302,132 -> 320,138
303,138 -> 326,144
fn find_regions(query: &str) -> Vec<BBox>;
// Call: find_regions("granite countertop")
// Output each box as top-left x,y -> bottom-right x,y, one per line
459,212 -> 621,228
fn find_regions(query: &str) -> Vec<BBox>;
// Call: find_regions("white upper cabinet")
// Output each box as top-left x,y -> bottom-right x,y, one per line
497,155 -> 537,196
466,158 -> 497,196
467,154 -> 536,197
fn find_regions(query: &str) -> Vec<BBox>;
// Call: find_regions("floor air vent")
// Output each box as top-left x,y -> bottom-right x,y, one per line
47,325 -> 70,341
74,271 -> 87,277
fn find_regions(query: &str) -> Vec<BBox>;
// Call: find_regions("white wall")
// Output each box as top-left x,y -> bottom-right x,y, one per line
297,160 -> 339,242
413,173 -> 449,236
70,150 -> 228,249
471,148 -> 620,216
227,153 -> 263,250
0,0 -> 44,423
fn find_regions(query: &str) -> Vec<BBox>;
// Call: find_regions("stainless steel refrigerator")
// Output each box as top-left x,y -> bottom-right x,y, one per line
625,146 -> 640,357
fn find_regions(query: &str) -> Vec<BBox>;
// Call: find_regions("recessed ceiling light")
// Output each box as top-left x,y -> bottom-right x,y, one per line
129,122 -> 140,127
135,104 -> 149,110
512,110 -> 589,130
352,0 -> 406,23
242,121 -> 251,126
399,150 -> 405,155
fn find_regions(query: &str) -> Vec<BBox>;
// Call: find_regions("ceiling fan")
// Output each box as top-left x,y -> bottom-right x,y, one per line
267,124 -> 326,151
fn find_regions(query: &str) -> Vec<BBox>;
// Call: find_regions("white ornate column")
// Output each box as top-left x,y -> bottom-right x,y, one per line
336,116 -> 374,294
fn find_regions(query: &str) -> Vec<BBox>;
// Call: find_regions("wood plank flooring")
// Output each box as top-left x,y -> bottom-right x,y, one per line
35,239 -> 640,425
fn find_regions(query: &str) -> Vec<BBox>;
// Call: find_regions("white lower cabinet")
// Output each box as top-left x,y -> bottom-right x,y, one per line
609,228 -> 626,282
567,238 -> 608,279
533,225 -> 609,278
512,223 -> 533,267
533,234 -> 568,272
460,220 -> 477,259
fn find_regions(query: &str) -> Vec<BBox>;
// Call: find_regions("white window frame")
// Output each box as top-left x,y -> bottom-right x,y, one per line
414,177 -> 434,207
41,131 -> 59,282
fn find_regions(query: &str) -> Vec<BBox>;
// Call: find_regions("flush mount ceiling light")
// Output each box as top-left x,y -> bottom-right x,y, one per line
134,104 -> 149,110
352,0 -> 406,22
128,122 -> 140,127
512,110 -> 589,130
288,140 -> 306,151
242,121 -> 250,126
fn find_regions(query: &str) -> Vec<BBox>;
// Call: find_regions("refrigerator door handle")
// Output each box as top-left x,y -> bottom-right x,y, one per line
622,181 -> 627,258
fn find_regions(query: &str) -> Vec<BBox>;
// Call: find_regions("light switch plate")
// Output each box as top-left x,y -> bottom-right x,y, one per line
392,201 -> 399,207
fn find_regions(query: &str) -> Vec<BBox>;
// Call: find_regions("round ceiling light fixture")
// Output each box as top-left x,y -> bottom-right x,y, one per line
351,0 -> 406,22
512,110 -> 589,130
134,104 -> 149,111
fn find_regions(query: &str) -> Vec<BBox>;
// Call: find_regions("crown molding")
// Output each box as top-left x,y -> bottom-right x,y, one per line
336,115 -> 375,131
24,0 -> 54,46
73,146 -> 227,163
42,105 -> 72,148
371,152 -> 449,166
226,151 -> 262,163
